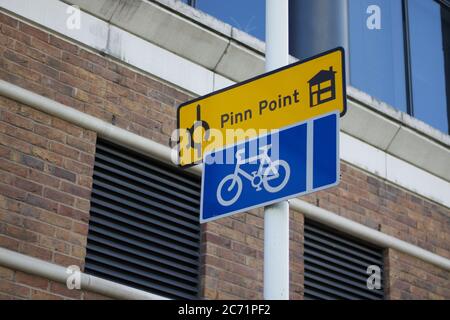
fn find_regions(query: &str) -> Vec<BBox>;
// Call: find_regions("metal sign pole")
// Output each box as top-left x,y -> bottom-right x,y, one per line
264,0 -> 289,300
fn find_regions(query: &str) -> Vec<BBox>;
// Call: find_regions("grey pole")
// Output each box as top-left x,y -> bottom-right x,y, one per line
289,0 -> 349,79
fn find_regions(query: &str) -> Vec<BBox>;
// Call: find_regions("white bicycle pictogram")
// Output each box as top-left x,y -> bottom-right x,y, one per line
216,145 -> 291,207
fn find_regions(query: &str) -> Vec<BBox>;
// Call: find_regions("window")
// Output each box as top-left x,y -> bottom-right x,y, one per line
348,0 -> 408,113
187,0 -> 265,41
444,3 -> 450,131
407,0 -> 449,133
349,0 -> 450,134
180,0 -> 197,6
304,220 -> 385,300
85,139 -> 201,299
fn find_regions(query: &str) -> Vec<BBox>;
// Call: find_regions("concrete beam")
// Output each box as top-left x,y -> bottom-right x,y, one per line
388,127 -> 450,181
342,100 -> 401,150
61,0 -> 122,20
215,40 -> 265,81
347,87 -> 450,182
63,0 -> 232,70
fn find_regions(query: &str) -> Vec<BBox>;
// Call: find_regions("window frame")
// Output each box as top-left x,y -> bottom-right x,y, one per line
403,0 -> 450,133
402,0 -> 415,116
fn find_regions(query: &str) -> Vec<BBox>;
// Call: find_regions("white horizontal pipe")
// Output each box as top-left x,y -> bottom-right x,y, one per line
0,80 -> 202,175
0,80 -> 449,295
0,247 -> 167,300
290,199 -> 450,270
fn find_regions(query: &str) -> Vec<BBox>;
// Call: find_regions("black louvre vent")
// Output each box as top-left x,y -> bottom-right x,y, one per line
85,139 -> 201,299
304,220 -> 385,300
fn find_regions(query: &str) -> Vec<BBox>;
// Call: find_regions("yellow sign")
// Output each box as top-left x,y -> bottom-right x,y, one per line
176,47 -> 346,167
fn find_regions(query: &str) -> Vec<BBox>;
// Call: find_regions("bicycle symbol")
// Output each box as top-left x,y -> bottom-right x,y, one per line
216,144 -> 291,207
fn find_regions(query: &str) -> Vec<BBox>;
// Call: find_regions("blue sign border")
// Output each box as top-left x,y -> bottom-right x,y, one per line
200,110 -> 340,223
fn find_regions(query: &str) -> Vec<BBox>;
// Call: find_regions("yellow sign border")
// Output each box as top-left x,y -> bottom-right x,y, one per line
176,47 -> 347,168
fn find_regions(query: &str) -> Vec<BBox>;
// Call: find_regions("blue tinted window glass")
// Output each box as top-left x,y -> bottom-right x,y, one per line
409,0 -> 449,133
196,0 -> 265,41
349,0 -> 407,112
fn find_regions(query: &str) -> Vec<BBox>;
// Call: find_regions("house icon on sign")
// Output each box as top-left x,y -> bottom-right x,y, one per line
308,67 -> 337,107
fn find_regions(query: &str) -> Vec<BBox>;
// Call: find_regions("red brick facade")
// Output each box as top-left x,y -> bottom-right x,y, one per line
0,11 -> 449,299
385,249 -> 450,299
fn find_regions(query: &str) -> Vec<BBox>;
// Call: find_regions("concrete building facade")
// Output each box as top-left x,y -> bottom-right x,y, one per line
0,0 -> 448,300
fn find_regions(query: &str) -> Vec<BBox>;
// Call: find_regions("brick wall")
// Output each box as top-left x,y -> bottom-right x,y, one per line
385,249 -> 450,299
0,12 -> 185,147
0,10 -> 189,299
0,265 -> 110,300
200,207 -> 304,300
320,162 -> 450,260
0,94 -> 98,299
200,162 -> 450,300
0,10 -> 449,300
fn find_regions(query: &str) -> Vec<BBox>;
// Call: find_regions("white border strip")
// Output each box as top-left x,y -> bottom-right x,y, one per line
306,119 -> 314,192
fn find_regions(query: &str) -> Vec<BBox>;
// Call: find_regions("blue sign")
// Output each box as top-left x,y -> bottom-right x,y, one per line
200,111 -> 339,223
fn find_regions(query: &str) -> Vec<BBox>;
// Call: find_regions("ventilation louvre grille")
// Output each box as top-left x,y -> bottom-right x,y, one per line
304,220 -> 385,300
85,139 -> 201,299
